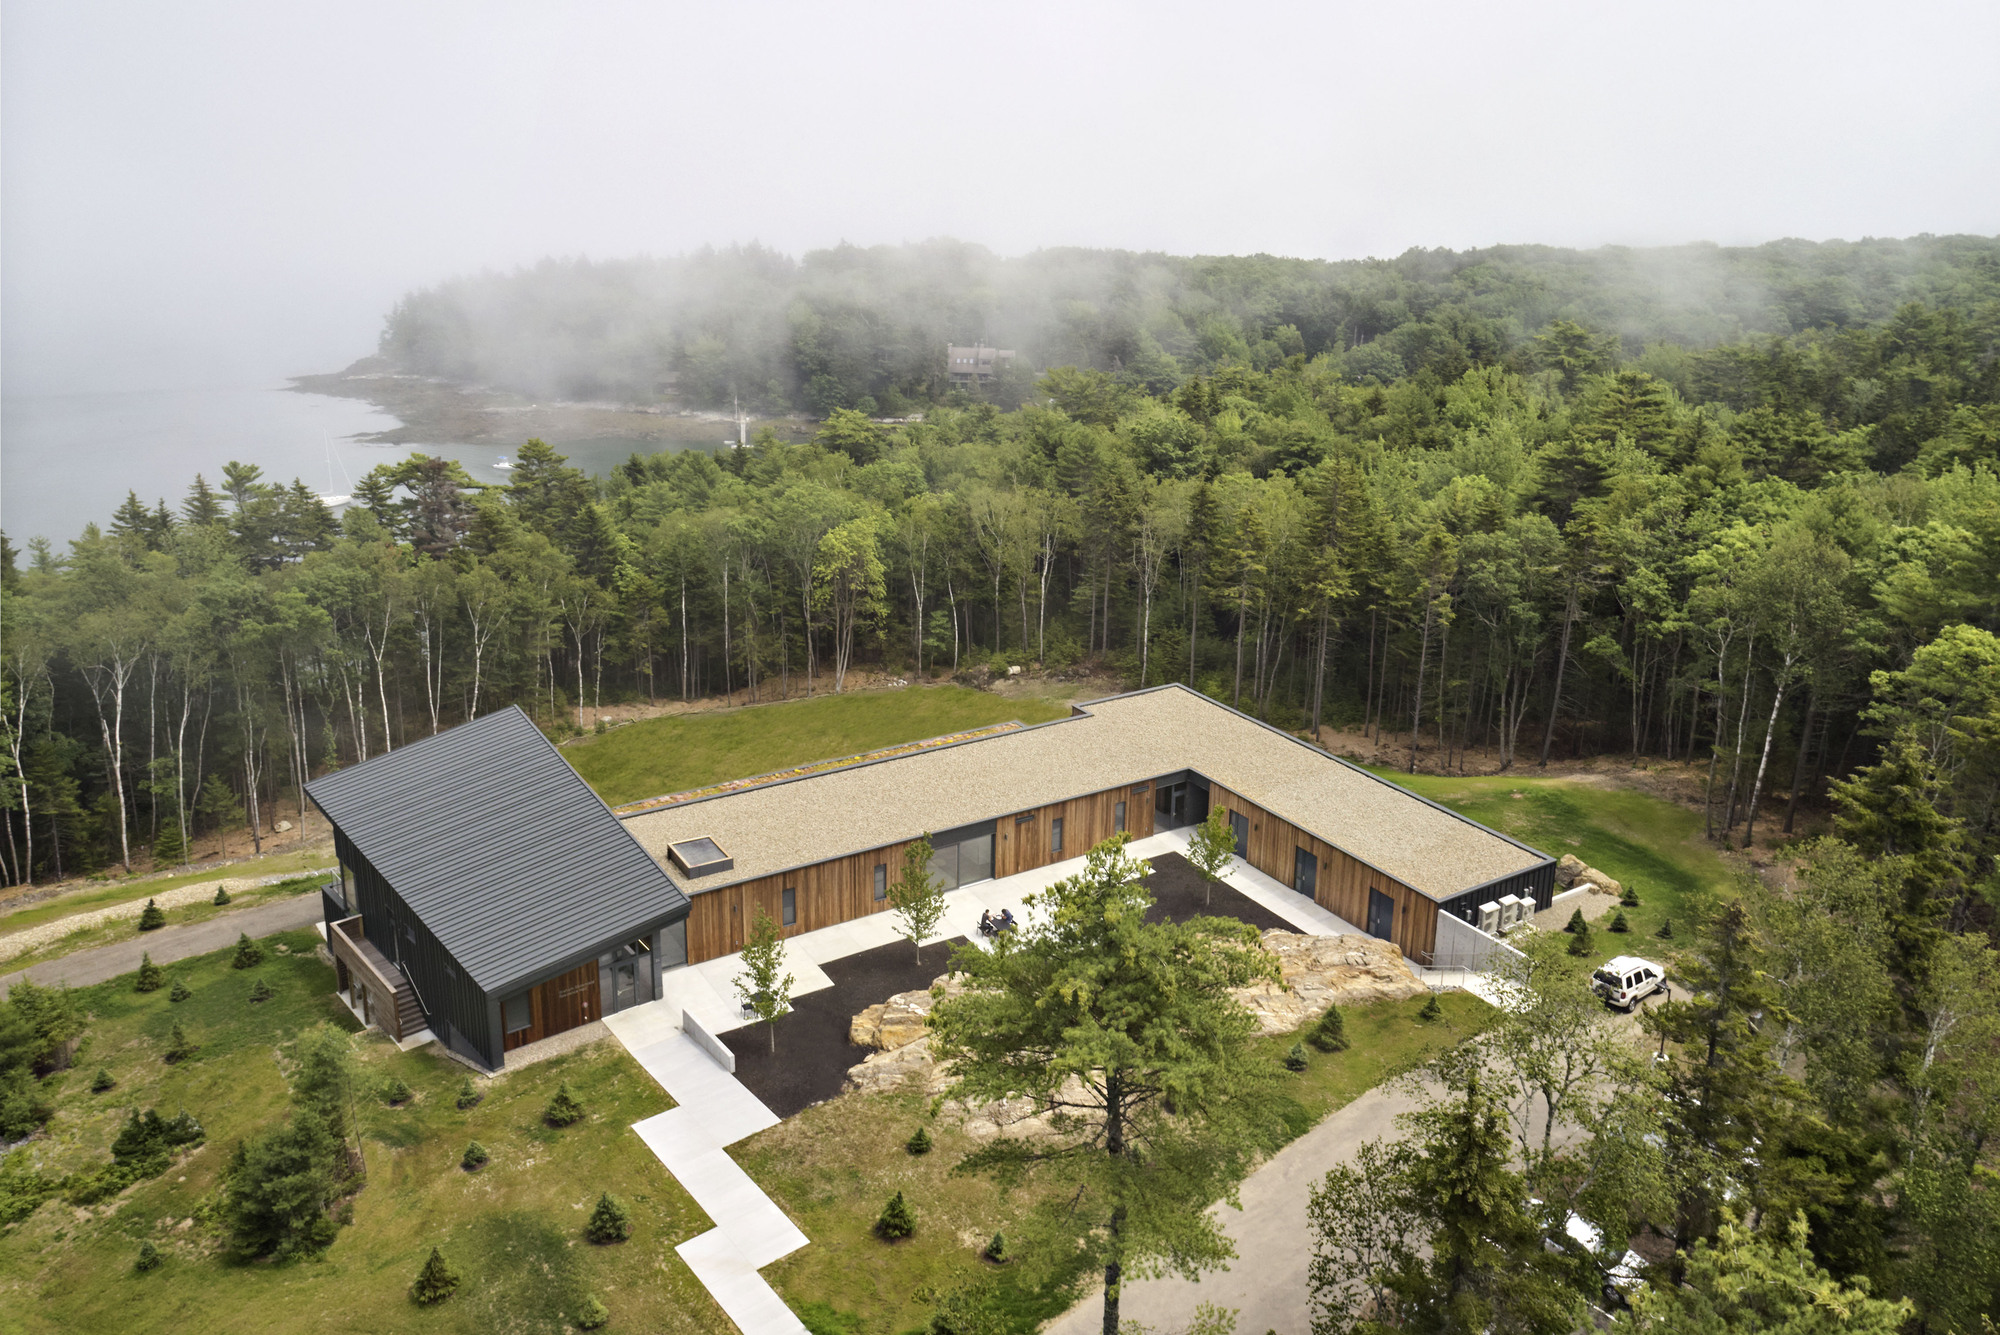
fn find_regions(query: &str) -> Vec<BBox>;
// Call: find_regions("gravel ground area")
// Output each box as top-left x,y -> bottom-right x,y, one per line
724,937 -> 967,1118
0,867 -> 334,964
0,893 -> 325,997
1529,887 -> 1622,934
1142,853 -> 1298,932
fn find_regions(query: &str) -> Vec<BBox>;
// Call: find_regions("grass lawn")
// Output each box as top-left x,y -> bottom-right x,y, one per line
743,990 -> 1489,1335
0,846 -> 334,940
1,877 -> 333,975
0,931 -> 721,1335
565,686 -> 1070,807
1369,769 -> 1739,967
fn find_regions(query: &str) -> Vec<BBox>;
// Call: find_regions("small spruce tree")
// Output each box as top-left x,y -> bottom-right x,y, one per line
576,1295 -> 610,1330
906,1125 -> 933,1155
461,1140 -> 488,1171
455,1075 -> 482,1110
134,953 -> 164,992
1567,928 -> 1591,956
90,1067 -> 115,1093
985,1231 -> 1008,1263
544,1082 -> 584,1127
1564,908 -> 1588,935
1608,911 -> 1631,933
153,821 -> 187,868
163,1021 -> 197,1063
381,1076 -> 412,1105
1309,1004 -> 1349,1052
134,1240 -> 162,1272
169,976 -> 192,1002
249,978 -> 275,1004
410,1246 -> 460,1305
1620,886 -> 1640,908
875,1189 -> 915,1240
585,1192 -> 632,1244
1419,993 -> 1444,1022
212,884 -> 231,906
137,899 -> 166,932
1284,1041 -> 1309,1072
231,932 -> 264,969
1656,917 -> 1675,940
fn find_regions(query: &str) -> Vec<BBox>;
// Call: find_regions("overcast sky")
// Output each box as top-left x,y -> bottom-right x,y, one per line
5,0 -> 1997,396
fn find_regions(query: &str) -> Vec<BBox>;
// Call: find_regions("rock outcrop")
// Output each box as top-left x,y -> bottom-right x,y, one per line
1229,931 -> 1428,1035
1555,853 -> 1622,898
848,973 -> 967,1051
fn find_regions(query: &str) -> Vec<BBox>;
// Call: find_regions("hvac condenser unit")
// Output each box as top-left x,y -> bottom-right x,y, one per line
1498,894 -> 1526,929
1478,901 -> 1502,935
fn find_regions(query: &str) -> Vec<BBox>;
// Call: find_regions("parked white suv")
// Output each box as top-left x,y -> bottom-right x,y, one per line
1592,956 -> 1667,1011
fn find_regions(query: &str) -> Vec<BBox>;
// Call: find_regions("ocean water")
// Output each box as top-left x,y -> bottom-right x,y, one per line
0,383 -> 430,546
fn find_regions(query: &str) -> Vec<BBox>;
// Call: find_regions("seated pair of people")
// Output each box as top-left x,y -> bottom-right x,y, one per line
978,908 -> 1017,936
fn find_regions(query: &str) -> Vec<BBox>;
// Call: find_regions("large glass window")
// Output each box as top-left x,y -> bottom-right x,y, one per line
927,822 -> 995,890
659,919 -> 688,969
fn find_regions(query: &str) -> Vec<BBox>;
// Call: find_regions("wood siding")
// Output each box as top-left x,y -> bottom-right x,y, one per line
682,781 -> 1155,965
505,959 -> 600,1051
1206,784 -> 1438,960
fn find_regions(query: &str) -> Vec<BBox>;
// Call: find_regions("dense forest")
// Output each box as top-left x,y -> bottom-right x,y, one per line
4,231 -> 2000,1326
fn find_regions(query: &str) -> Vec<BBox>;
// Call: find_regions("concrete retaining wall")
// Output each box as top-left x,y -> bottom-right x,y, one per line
682,1008 -> 736,1073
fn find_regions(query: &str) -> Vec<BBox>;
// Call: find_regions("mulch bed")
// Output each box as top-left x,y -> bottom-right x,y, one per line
1140,852 -> 1299,933
722,936 -> 970,1118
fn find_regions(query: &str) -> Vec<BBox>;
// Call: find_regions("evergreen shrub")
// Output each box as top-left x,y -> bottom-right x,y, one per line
410,1246 -> 459,1305
455,1076 -> 482,1110
381,1076 -> 412,1105
134,1240 -> 161,1272
134,954 -> 163,992
461,1140 -> 488,1171
1656,918 -> 1675,940
169,977 -> 192,1002
1566,929 -> 1591,956
875,1189 -> 915,1240
90,1068 -> 114,1093
576,1295 -> 610,1330
544,1082 -> 584,1127
1608,911 -> 1631,933
1419,993 -> 1444,1022
1620,886 -> 1640,908
906,1125 -> 933,1155
1308,1004 -> 1349,1052
984,1231 -> 1007,1263
1284,1042 -> 1309,1072
586,1191 -> 632,1244
249,979 -> 275,1004
1564,908 -> 1588,935
231,933 -> 263,969
213,885 -> 231,906
163,1022 -> 197,1063
137,899 -> 166,932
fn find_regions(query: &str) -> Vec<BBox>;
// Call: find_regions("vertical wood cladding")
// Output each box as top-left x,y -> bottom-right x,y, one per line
504,959 -> 600,1051
681,782 -> 1156,964
1205,784 -> 1438,960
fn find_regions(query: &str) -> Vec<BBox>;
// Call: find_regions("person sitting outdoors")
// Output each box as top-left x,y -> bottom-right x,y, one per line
978,909 -> 995,936
996,908 -> 1016,933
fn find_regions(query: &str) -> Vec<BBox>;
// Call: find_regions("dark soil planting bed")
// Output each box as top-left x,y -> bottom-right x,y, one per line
724,936 -> 969,1118
1141,852 -> 1299,933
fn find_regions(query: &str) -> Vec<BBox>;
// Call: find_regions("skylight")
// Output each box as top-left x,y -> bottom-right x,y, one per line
667,837 -> 733,877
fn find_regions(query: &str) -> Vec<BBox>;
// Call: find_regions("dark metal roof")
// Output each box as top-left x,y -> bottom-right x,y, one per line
305,706 -> 689,994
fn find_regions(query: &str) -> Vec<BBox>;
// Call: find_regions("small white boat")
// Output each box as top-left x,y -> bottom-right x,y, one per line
493,457 -> 515,470
318,494 -> 351,507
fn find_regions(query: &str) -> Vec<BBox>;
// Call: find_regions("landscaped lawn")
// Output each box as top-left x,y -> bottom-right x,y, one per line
564,686 -> 1070,807
1368,769 -> 1739,966
0,931 -> 720,1335
1,876 -> 331,975
0,846 -> 334,940
743,989 -> 1489,1335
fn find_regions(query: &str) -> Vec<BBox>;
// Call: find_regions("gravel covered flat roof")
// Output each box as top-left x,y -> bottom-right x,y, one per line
623,685 -> 1546,901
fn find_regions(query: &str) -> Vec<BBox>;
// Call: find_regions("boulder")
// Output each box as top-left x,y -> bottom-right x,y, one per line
847,1035 -> 955,1096
1232,932 -> 1428,1035
850,973 -> 968,1051
1556,854 -> 1588,887
273,820 -> 294,833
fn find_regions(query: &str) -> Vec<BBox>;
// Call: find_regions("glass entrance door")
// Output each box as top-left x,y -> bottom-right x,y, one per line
1293,848 -> 1318,898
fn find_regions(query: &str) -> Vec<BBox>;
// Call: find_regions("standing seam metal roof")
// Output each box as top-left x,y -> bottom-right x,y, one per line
624,685 -> 1548,900
305,705 -> 690,993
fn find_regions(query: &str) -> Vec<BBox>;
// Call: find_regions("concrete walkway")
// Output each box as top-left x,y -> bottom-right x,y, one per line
0,894 -> 324,997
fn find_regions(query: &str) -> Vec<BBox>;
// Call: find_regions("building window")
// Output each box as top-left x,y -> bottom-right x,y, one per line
1051,817 -> 1064,855
503,993 -> 531,1041
874,863 -> 888,901
1114,801 -> 1127,833
782,887 -> 797,926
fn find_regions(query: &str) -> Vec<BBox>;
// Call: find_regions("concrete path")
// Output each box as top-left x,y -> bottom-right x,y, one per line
0,894 -> 323,997
603,1002 -> 807,1335
1044,1079 -> 1433,1335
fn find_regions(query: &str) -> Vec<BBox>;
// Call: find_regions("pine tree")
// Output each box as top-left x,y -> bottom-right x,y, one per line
1620,886 -> 1641,907
249,978 -> 275,1003
1285,1041 -> 1310,1071
137,899 -> 166,932
906,1125 -> 933,1155
543,1082 -> 584,1127
1564,907 -> 1588,935
169,977 -> 192,1002
90,1068 -> 114,1093
1656,917 -> 1675,940
152,821 -> 187,868
133,1239 -> 162,1272
585,1192 -> 632,1244
1566,928 -> 1591,956
163,1022 -> 197,1063
381,1076 -> 412,1105
875,1189 -> 915,1240
455,1076 -> 482,1110
212,884 -> 231,906
1309,1003 -> 1349,1052
134,953 -> 164,992
575,1295 -> 610,1330
984,1231 -> 1007,1263
1609,911 -> 1631,933
231,932 -> 263,969
181,474 -> 226,527
1419,992 -> 1444,1021
461,1140 -> 488,1171
409,1246 -> 460,1305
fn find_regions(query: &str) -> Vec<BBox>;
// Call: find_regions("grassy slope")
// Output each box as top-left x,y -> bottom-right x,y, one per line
0,932 -> 721,1335
564,687 -> 1070,807
745,990 -> 1488,1335
1369,768 -> 1738,961
1,878 -> 330,975
1,847 -> 333,939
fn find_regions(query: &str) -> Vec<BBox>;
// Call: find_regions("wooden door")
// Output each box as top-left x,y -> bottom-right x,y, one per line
532,959 -> 600,1040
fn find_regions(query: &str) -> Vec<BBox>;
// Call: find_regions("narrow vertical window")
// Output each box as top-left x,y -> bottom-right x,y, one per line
1114,801 -> 1126,833
1051,817 -> 1064,855
873,863 -> 888,901
781,887 -> 797,926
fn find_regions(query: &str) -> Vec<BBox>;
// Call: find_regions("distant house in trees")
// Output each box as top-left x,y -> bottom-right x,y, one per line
946,343 -> 1016,386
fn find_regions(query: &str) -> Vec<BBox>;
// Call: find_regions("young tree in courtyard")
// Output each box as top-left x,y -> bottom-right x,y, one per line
888,833 -> 946,964
733,906 -> 793,1053
1185,804 -> 1235,909
929,839 -> 1286,1335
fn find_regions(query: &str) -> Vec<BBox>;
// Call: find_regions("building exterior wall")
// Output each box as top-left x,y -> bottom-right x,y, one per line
995,782 -> 1155,879
1205,783 -> 1440,960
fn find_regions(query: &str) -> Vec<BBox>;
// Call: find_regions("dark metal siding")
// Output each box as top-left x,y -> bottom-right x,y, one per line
1437,859 -> 1559,926
306,706 -> 690,996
